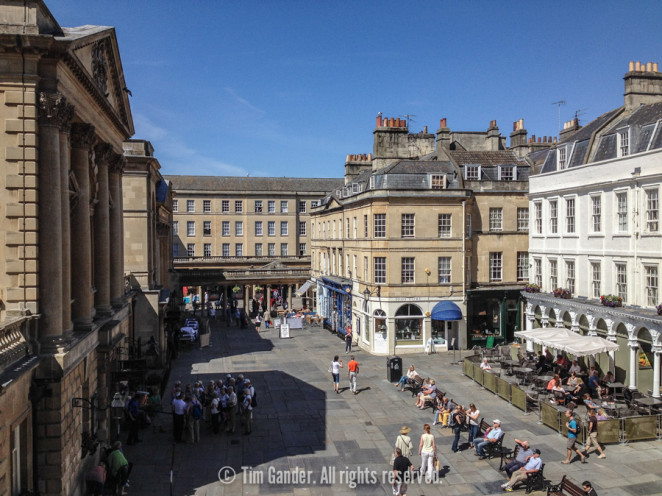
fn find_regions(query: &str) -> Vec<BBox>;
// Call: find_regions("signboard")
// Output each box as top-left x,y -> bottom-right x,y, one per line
279,324 -> 290,339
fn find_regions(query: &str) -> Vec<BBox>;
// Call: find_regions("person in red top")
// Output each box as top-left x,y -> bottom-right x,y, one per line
347,355 -> 360,395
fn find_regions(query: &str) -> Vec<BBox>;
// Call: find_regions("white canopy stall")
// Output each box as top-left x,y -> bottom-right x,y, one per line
514,328 -> 619,357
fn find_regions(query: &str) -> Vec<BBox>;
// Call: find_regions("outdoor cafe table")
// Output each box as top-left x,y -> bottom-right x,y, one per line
513,367 -> 533,385
501,360 -> 519,375
634,396 -> 662,415
536,375 -> 554,386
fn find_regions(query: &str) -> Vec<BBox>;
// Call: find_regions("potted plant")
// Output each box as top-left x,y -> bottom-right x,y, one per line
525,283 -> 541,293
600,294 -> 623,308
553,288 -> 572,299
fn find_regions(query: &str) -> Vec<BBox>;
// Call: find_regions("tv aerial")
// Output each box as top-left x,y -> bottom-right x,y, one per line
552,100 -> 566,133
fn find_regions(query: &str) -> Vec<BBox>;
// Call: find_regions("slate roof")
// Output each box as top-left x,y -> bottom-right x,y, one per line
377,160 -> 456,175
559,108 -> 623,144
163,175 -> 343,194
448,150 -> 527,167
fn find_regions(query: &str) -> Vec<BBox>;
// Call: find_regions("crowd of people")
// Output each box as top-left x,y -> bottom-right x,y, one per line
389,360 -> 602,495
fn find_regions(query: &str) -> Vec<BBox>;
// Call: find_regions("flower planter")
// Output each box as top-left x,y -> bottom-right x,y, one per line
601,295 -> 623,308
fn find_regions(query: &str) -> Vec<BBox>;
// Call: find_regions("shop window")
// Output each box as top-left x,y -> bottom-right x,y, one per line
395,304 -> 423,344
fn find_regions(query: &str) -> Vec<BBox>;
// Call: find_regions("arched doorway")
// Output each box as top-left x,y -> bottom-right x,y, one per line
373,309 -> 387,353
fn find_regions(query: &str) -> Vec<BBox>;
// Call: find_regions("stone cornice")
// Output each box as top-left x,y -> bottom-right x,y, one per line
522,291 -> 662,328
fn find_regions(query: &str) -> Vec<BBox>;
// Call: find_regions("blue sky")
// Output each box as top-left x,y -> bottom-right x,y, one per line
50,1 -> 662,178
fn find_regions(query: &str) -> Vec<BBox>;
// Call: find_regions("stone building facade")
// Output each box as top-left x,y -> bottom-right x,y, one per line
165,175 -> 343,311
0,2 -> 135,494
310,116 -> 549,354
123,140 -> 175,370
525,62 -> 662,395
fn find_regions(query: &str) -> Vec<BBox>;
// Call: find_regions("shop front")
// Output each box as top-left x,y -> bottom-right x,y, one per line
316,276 -> 352,336
466,288 -> 522,348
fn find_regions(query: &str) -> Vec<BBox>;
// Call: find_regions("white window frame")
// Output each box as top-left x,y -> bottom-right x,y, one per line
618,129 -> 630,157
616,263 -> 627,301
222,243 -> 230,257
374,257 -> 386,284
401,213 -> 415,238
268,221 -> 275,236
280,200 -> 288,213
255,200 -> 263,213
203,220 -> 211,236
255,243 -> 263,257
591,195 -> 602,233
173,221 -> 179,235
646,265 -> 658,307
517,252 -> 529,281
299,221 -> 307,236
203,243 -> 212,257
187,200 -> 195,213
489,207 -> 503,232
222,221 -> 230,236
268,200 -> 276,213
235,243 -> 243,257
616,192 -> 628,232
549,199 -> 558,234
268,243 -> 276,256
566,260 -> 575,294
280,221 -> 288,236
438,213 -> 452,238
187,221 -> 195,236
203,200 -> 211,213
173,199 -> 178,212
517,208 -> 529,232
565,197 -> 576,234
534,202 -> 542,234
549,259 -> 558,289
187,243 -> 195,257
430,174 -> 446,189
489,252 -> 502,282
558,147 -> 567,170
299,243 -> 306,256
235,221 -> 243,236
255,221 -> 263,236
235,200 -> 243,213
401,257 -> 415,284
374,214 -> 386,238
646,188 -> 659,232
280,243 -> 288,256
499,165 -> 516,181
438,257 -> 451,284
298,200 -> 306,213
534,258 -> 542,287
222,200 -> 229,213
591,262 -> 601,298
465,165 -> 481,180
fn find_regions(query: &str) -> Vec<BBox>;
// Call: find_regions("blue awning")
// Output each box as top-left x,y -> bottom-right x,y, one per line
431,301 -> 462,321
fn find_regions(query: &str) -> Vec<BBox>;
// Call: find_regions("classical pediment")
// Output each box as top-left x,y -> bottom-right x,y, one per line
57,26 -> 134,136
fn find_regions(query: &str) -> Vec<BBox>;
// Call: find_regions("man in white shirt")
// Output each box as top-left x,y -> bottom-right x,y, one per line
475,419 -> 503,459
171,392 -> 187,442
501,449 -> 542,491
568,360 -> 582,375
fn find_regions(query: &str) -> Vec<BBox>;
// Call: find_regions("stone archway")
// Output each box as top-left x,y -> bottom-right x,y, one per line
636,327 -> 654,393
579,315 -> 590,335
548,308 -> 557,327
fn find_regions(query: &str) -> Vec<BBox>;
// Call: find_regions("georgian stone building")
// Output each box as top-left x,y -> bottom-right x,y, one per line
123,140 -> 175,369
0,2 -> 134,494
165,175 -> 343,311
525,62 -> 662,396
310,116 -> 548,354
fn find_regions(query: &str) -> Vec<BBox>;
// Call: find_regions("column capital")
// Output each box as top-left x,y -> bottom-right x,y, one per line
71,123 -> 96,149
108,153 -> 126,174
38,92 -> 75,129
94,142 -> 114,165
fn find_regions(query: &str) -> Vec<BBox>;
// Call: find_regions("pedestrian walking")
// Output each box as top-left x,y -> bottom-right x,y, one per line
171,392 -> 186,442
394,426 -> 414,460
347,355 -> 359,394
562,409 -> 586,464
583,408 -> 606,459
418,423 -> 437,482
330,355 -> 343,394
126,393 -> 142,445
345,325 -> 352,353
392,447 -> 413,496
255,314 -> 261,332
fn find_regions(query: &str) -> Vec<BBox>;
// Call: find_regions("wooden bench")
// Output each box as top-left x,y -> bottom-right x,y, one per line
422,390 -> 445,410
477,419 -> 490,437
482,432 -> 505,459
499,443 -> 520,471
515,463 -> 545,494
404,375 -> 425,397
547,475 -> 584,495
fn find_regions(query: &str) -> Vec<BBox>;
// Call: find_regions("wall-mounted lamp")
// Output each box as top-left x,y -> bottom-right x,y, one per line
449,285 -> 454,296
424,267 -> 431,276
363,286 -> 381,301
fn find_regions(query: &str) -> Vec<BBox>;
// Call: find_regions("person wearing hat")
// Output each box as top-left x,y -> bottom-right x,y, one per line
475,419 -> 502,459
501,449 -> 542,491
394,426 -> 414,460
502,438 -> 534,477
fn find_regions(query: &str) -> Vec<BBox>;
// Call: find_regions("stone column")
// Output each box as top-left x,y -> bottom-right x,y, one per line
553,307 -> 564,327
267,285 -> 272,313
70,123 -> 96,329
287,284 -> 293,310
652,346 -> 662,398
37,92 -> 67,340
58,102 -> 75,336
108,154 -> 125,307
244,285 -> 249,312
93,143 -> 113,317
628,339 -> 639,390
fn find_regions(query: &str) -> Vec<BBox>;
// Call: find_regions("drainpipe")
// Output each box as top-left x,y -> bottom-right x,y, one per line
461,199 -> 466,350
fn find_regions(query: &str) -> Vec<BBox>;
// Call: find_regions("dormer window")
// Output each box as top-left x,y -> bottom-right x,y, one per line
430,174 -> 446,189
558,147 -> 567,170
618,129 -> 630,157
352,183 -> 361,194
499,166 -> 516,181
465,165 -> 481,180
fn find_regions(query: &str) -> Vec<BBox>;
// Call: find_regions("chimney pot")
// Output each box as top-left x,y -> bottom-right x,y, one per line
655,62 -> 659,72
636,61 -> 641,71
440,118 -> 447,128
389,117 -> 395,127
376,115 -> 382,127
629,61 -> 634,71
538,137 -> 542,143
423,126 -> 428,134
648,62 -> 653,72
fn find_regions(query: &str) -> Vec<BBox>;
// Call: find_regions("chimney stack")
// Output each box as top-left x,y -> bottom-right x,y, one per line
436,117 -> 450,151
624,60 -> 662,110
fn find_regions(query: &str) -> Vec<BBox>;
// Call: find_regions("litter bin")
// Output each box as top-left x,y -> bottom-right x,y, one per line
387,356 -> 402,382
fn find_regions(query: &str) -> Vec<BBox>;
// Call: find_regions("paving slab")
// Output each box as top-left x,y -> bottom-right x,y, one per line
123,318 -> 662,495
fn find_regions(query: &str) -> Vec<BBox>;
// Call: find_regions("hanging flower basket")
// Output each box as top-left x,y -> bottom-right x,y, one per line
600,294 -> 623,308
553,288 -> 572,299
525,283 -> 541,293
232,285 -> 241,293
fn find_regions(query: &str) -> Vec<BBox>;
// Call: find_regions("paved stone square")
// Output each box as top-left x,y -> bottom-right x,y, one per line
125,319 -> 662,495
